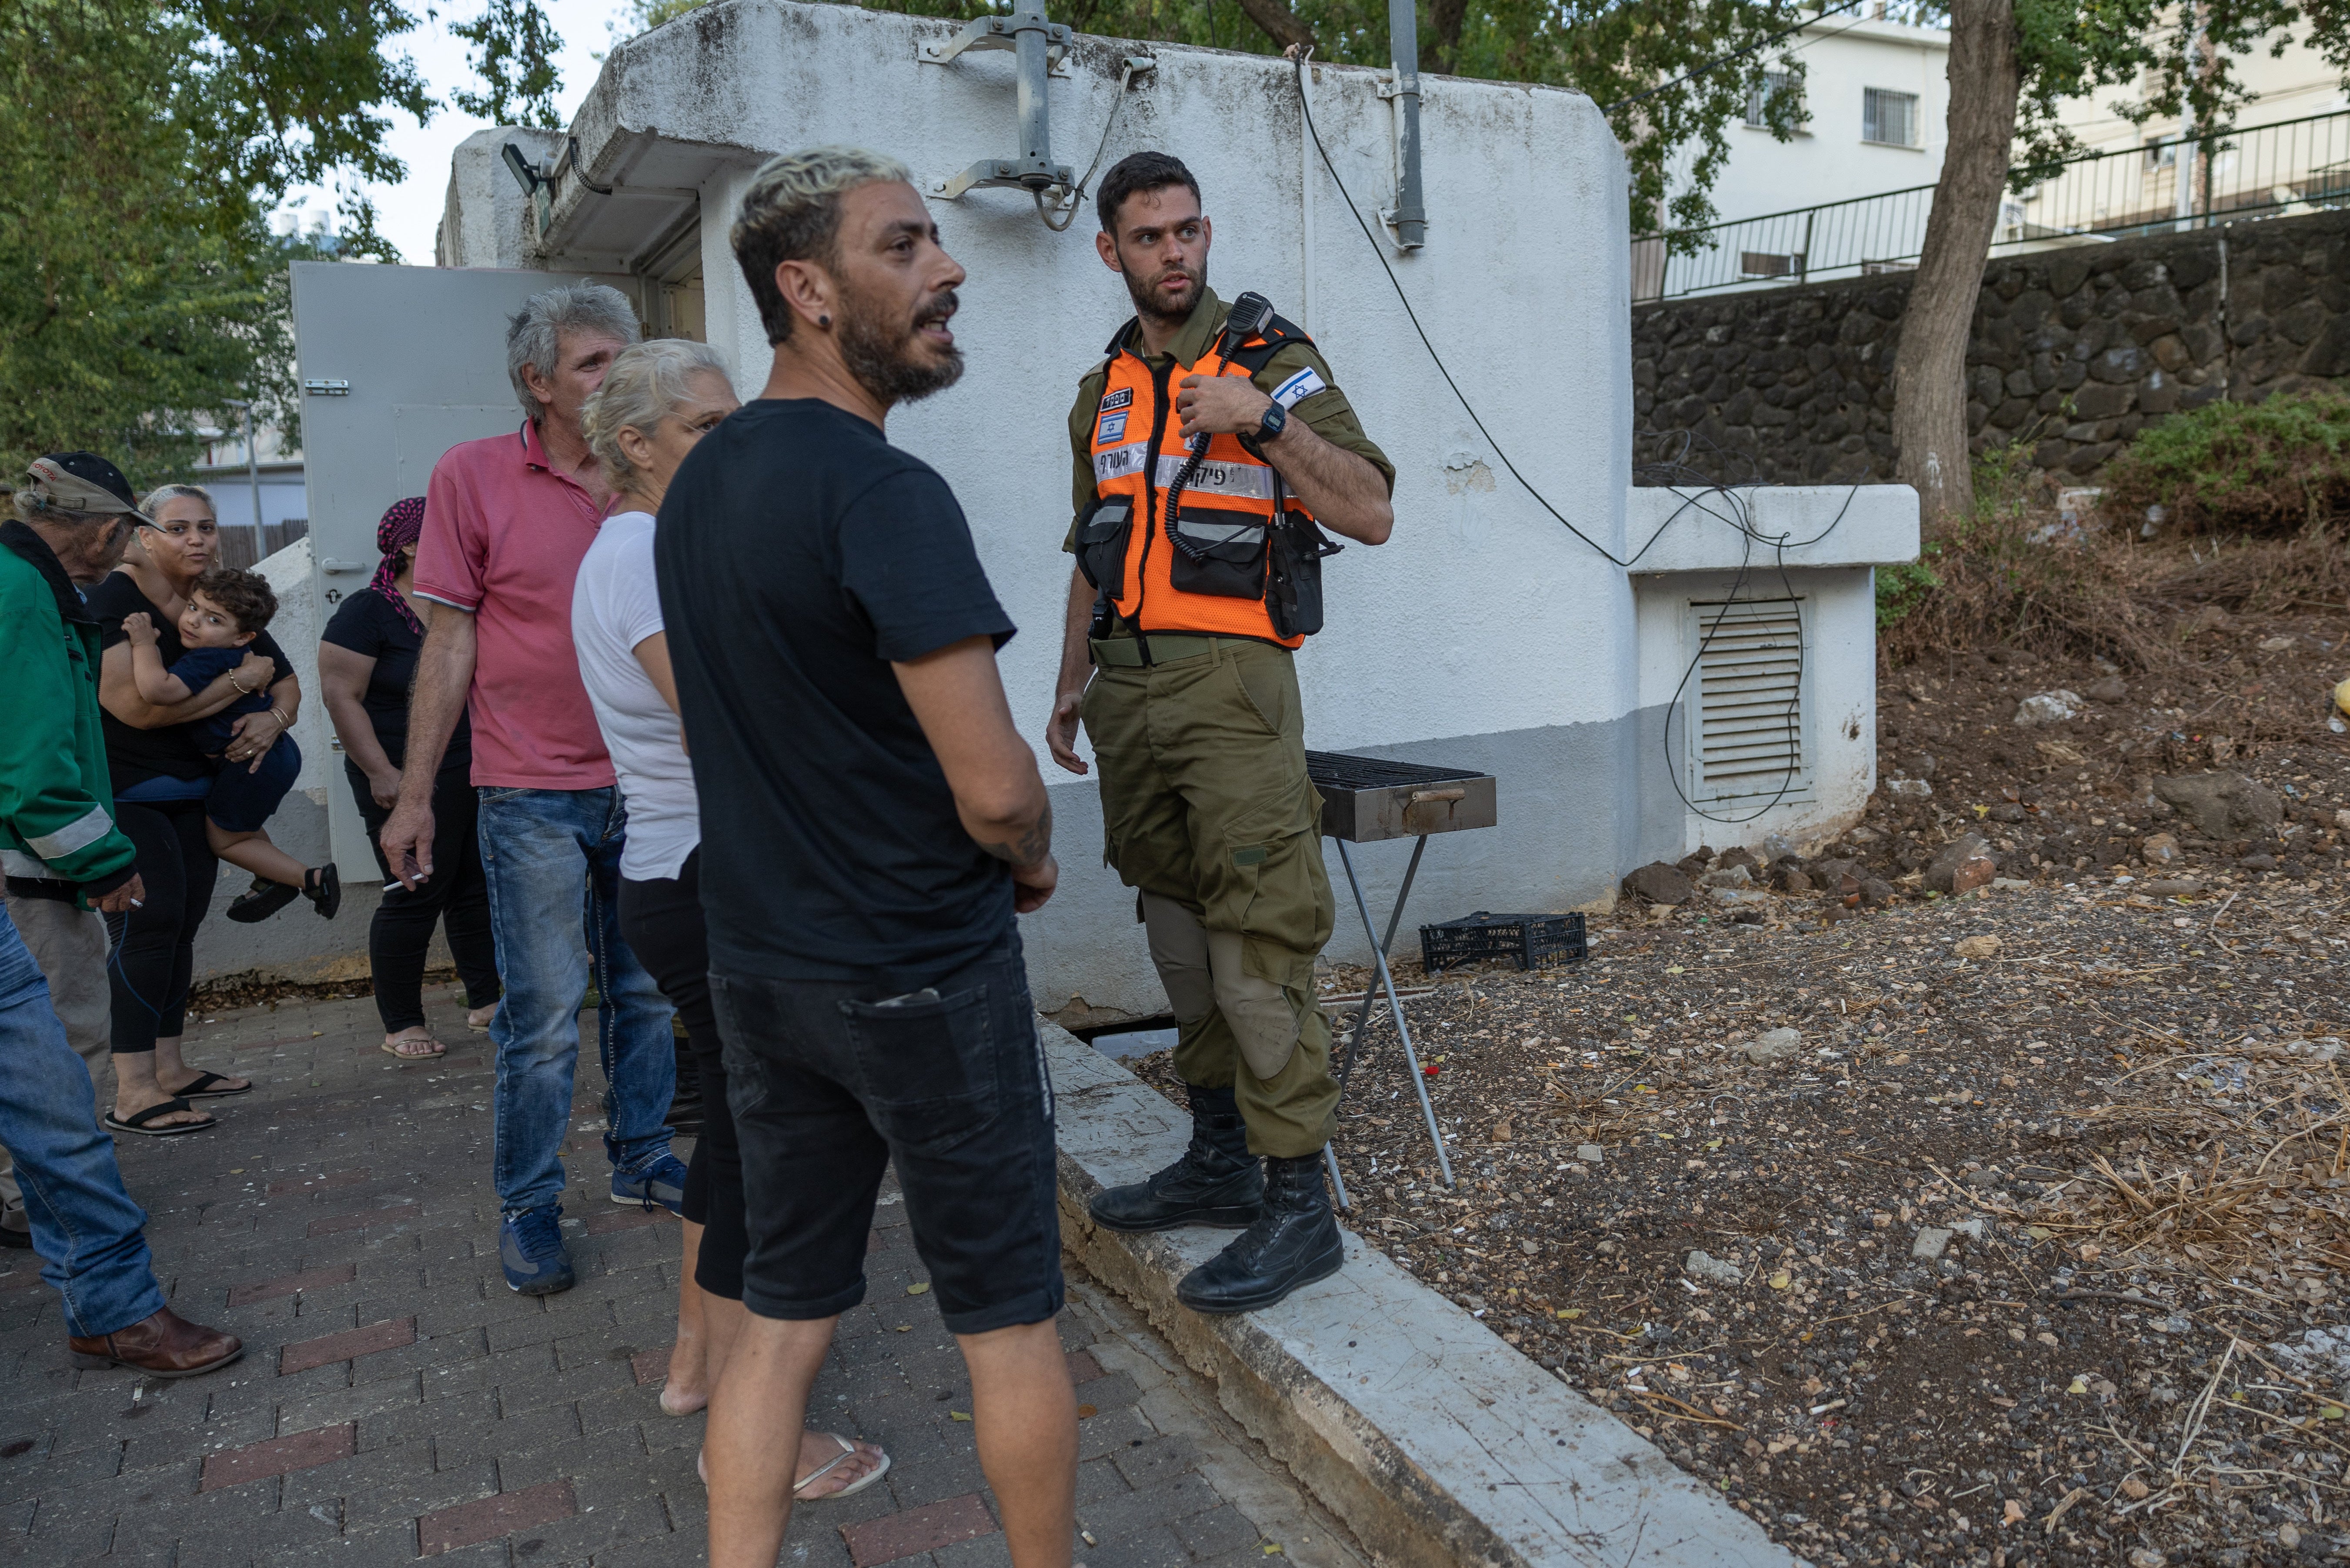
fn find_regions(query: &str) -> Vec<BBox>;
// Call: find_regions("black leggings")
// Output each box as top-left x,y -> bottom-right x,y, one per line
349,760 -> 502,1034
106,798 -> 220,1054
618,849 -> 744,1301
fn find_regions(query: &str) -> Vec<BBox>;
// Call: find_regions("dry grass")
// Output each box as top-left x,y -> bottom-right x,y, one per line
2005,1024 -> 2350,1306
1881,449 -> 2350,700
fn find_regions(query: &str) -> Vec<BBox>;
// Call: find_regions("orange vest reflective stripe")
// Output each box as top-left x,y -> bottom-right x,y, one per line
1087,318 -> 1317,649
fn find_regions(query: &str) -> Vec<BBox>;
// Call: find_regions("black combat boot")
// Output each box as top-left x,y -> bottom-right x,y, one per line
1089,1084 -> 1264,1231
1174,1152 -> 1344,1315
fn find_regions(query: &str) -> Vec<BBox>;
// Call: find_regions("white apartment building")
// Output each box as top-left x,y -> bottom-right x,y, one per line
1689,10 -> 1951,224
1638,9 -> 1950,296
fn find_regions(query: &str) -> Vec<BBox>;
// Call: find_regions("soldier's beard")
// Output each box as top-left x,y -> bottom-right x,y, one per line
1125,260 -> 1205,327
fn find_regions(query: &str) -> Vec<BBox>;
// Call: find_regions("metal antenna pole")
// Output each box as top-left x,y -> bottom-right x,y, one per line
223,398 -> 259,539
1013,2 -> 1053,176
1337,838 -> 1452,1186
1385,0 -> 1426,248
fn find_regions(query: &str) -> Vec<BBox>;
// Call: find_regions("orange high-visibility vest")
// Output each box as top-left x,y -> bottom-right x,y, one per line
1080,310 -> 1324,649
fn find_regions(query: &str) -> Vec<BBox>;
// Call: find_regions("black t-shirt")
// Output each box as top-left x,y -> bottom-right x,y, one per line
86,572 -> 294,791
655,398 -> 1019,983
320,587 -> 470,770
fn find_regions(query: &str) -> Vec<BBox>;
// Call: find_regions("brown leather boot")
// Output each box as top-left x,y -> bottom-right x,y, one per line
69,1307 -> 243,1378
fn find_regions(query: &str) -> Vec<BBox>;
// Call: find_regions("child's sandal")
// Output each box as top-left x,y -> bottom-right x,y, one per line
304,864 -> 341,919
226,876 -> 301,924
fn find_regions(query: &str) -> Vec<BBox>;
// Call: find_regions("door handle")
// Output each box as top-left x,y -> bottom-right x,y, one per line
320,558 -> 370,574
1408,788 -> 1466,804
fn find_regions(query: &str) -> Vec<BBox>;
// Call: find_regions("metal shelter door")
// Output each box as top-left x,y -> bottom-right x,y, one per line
290,260 -> 602,879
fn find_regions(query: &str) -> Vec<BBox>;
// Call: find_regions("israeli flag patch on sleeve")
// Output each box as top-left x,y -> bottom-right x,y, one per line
1270,365 -> 1328,409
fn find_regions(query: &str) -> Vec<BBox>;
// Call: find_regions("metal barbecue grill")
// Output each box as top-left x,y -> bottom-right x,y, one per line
1306,751 -> 1498,1198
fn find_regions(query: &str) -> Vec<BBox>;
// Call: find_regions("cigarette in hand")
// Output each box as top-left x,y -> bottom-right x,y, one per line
130,898 -> 143,908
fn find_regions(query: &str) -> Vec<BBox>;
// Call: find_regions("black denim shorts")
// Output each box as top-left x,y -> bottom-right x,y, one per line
708,931 -> 1063,1335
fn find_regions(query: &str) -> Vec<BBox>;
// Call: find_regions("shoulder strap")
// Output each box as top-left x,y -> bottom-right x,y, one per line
1226,311 -> 1314,376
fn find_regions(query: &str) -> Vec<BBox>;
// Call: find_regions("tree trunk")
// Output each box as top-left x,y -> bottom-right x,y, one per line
1892,0 -> 2020,525
1423,0 -> 1467,73
1234,0 -> 1317,52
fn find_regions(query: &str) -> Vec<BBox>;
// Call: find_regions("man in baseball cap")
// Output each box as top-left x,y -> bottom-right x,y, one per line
0,451 -> 242,1376
18,451 -> 154,526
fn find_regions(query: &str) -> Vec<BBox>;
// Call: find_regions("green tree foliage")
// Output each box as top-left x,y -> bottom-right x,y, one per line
454,0 -> 567,128
2103,390 -> 2350,533
0,0 -> 429,485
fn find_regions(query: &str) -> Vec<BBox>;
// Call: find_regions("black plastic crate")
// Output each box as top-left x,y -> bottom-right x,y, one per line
1418,911 -> 1588,974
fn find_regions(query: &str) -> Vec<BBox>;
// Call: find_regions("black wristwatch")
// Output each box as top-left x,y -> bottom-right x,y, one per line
1240,398 -> 1287,457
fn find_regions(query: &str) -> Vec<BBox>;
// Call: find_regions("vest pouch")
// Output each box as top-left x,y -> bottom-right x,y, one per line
1169,506 -> 1270,600
1074,497 -> 1135,594
1267,510 -> 1341,639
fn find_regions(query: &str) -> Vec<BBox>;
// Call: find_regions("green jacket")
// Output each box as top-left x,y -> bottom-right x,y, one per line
0,520 -> 136,897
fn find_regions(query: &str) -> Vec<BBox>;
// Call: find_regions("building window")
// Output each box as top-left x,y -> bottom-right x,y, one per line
2143,137 -> 2177,169
1740,250 -> 1805,279
1744,70 -> 1801,129
1862,87 -> 1920,147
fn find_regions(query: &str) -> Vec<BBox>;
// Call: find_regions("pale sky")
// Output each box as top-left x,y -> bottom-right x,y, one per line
286,0 -> 641,264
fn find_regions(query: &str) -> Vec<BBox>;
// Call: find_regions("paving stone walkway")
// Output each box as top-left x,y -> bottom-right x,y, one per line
0,988 -> 1365,1568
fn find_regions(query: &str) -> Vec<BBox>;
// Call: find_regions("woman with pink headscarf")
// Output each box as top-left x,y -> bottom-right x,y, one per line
318,499 -> 501,1058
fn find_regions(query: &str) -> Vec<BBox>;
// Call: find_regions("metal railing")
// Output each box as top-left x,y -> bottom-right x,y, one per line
1633,107 -> 2350,302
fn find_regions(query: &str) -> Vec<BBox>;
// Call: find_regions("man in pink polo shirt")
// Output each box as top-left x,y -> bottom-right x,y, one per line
382,283 -> 684,1296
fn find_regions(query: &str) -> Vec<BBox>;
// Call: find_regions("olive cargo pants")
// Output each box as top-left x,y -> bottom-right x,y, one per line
1081,636 -> 1339,1158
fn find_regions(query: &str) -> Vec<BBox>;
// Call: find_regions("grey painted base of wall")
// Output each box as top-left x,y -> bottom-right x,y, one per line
1023,707 -> 1694,1019
206,706 -> 1726,1016
188,791 -> 452,988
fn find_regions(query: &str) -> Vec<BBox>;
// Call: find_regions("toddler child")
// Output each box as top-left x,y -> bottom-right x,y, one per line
122,567 -> 340,924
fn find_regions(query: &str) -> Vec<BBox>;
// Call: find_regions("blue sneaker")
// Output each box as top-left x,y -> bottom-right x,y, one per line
500,1206 -> 575,1295
611,1151 -> 689,1216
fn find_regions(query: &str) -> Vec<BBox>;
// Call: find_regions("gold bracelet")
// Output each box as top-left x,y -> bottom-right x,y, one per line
228,674 -> 256,695
269,707 -> 292,727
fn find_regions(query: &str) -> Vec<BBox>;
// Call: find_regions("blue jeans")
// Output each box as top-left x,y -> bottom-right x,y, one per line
0,906 -> 166,1337
477,786 -> 676,1217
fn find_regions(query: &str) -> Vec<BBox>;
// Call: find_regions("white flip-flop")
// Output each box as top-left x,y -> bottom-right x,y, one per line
793,1432 -> 892,1501
696,1434 -> 892,1501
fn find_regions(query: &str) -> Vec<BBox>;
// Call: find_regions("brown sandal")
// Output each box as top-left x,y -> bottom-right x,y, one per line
381,1033 -> 446,1060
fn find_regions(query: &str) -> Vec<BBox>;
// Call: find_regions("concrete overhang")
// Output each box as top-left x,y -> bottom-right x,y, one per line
1625,484 -> 1920,574
530,5 -> 775,270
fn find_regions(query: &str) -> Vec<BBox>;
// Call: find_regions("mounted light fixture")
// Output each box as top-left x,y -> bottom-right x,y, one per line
501,141 -> 552,237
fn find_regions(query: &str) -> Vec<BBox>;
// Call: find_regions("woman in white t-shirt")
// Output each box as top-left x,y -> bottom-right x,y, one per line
576,340 -> 888,1502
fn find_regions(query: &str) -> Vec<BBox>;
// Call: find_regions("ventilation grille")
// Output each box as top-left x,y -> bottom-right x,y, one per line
1691,597 -> 1807,801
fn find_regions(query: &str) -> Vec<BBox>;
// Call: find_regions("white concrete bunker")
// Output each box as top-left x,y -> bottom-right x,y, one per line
308,0 -> 1919,1018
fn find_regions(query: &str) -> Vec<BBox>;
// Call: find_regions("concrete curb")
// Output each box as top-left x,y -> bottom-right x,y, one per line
1043,1022 -> 1804,1568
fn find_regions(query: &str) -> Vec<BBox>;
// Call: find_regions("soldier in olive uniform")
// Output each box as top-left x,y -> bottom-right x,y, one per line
1045,153 -> 1395,1314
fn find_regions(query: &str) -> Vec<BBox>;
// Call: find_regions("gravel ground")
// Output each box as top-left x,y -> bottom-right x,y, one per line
1130,633 -> 2350,1568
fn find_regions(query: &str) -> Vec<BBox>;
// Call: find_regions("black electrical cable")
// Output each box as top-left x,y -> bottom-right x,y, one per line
1290,54 -> 1867,827
1291,54 -> 1854,570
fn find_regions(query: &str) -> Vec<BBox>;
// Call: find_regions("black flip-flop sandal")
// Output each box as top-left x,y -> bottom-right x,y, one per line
176,1071 -> 252,1099
304,864 -> 342,920
226,875 -> 301,924
102,1097 -> 215,1137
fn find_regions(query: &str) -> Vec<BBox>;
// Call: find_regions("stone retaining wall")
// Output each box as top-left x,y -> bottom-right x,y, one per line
1631,207 -> 2350,484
